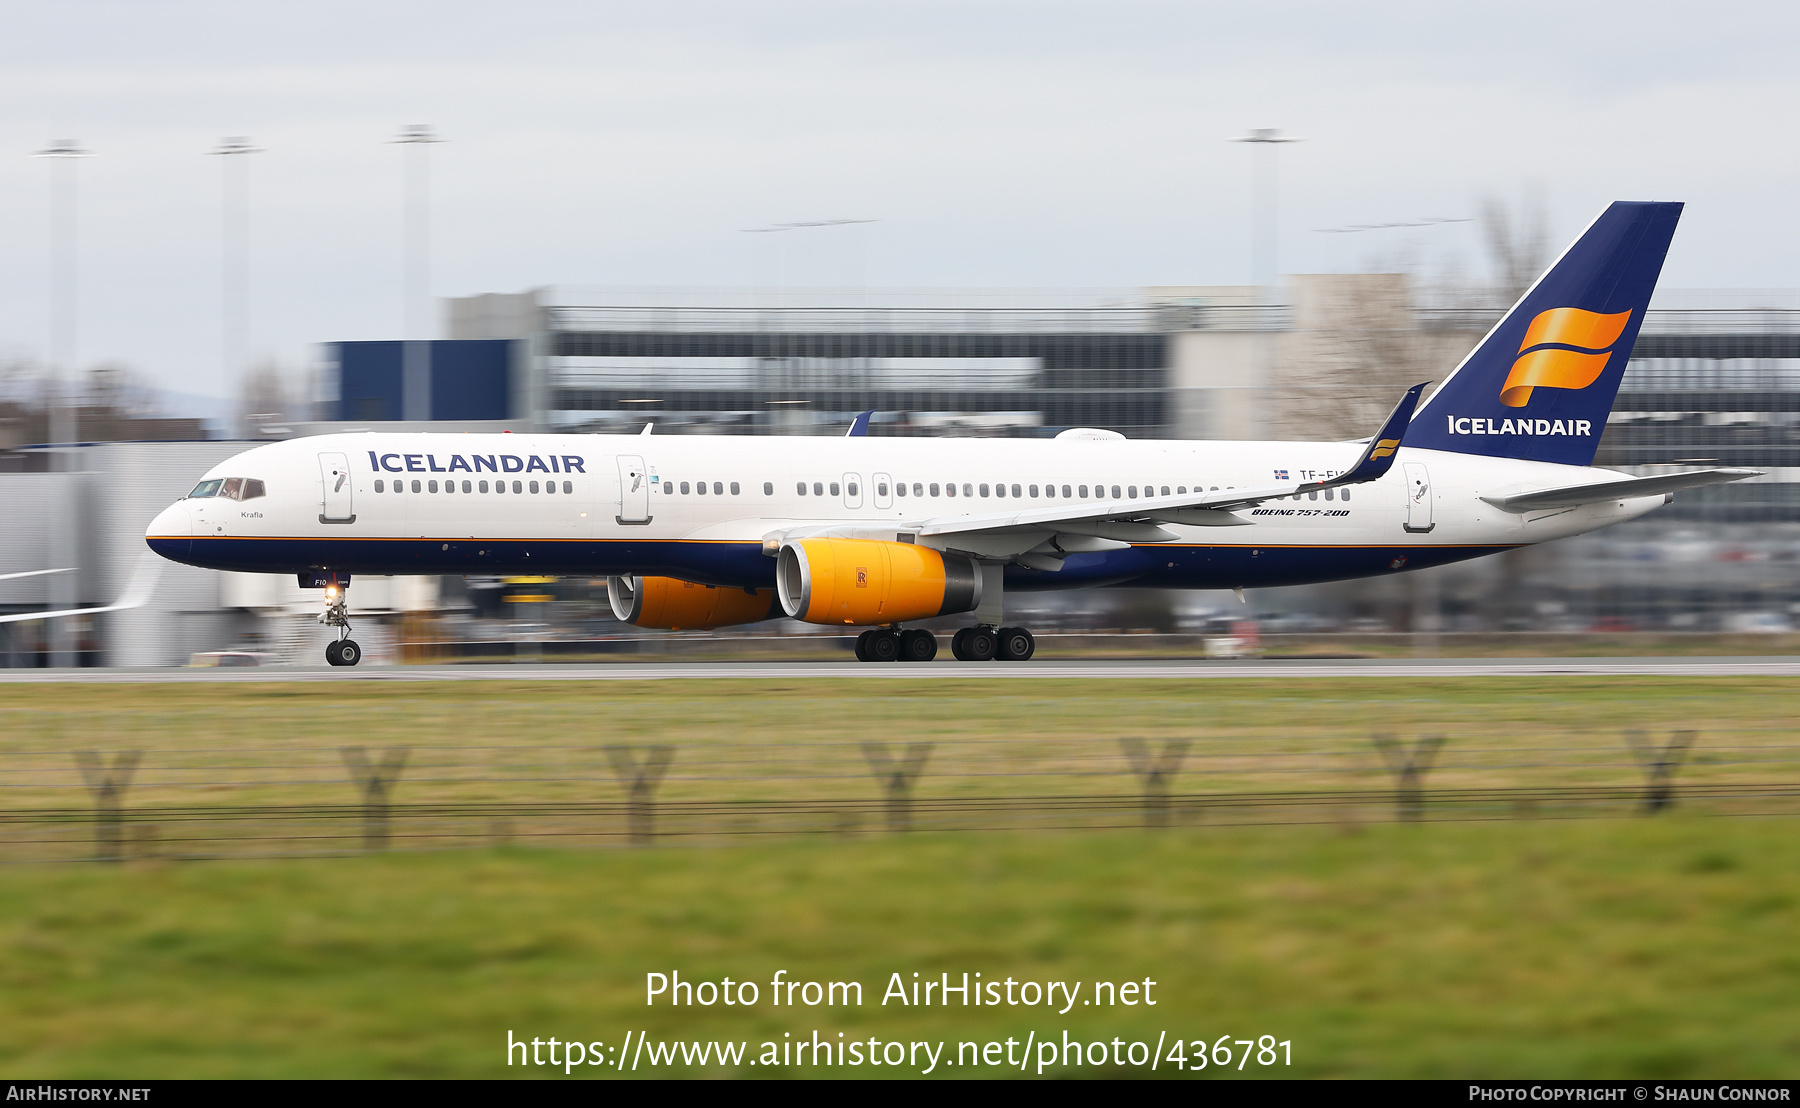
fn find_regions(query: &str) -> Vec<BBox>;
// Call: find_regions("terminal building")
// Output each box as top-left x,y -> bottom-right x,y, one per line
4,282 -> 1799,665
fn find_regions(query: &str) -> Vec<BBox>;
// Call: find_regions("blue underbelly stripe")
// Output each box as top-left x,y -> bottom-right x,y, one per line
154,536 -> 1516,591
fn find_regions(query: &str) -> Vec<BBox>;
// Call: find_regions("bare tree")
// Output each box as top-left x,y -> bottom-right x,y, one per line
1480,191 -> 1550,305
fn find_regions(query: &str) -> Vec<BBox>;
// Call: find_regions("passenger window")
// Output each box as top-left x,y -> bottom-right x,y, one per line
846,481 -> 857,496
945,483 -> 956,498
796,482 -> 806,495
543,481 -> 553,494
1324,488 -> 1334,501
729,482 -> 739,495
1308,490 -> 1318,500
526,480 -> 536,494
878,481 -> 888,497
563,481 -> 572,494
1161,486 -> 1170,496
814,482 -> 824,496
1341,488 -> 1351,502
979,483 -> 990,497
1010,483 -> 1021,498
1111,485 -> 1121,498
512,480 -> 523,494
830,482 -> 840,496
465,481 -> 473,493
1062,485 -> 1071,498
445,481 -> 455,494
1029,484 -> 1038,498
764,482 -> 774,495
374,479 -> 385,493
429,480 -> 439,493
1177,486 -> 1186,494
1127,486 -> 1137,498
695,481 -> 705,495
913,483 -> 923,496
894,482 -> 905,497
930,483 -> 941,497
712,482 -> 723,495
412,479 -> 422,493
1078,485 -> 1088,498
992,483 -> 1002,498
680,481 -> 690,494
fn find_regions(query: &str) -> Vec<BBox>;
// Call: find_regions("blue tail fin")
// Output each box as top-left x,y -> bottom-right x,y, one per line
1405,201 -> 1682,466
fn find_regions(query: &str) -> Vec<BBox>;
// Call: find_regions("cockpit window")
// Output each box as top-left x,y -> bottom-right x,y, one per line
221,478 -> 243,500
188,477 -> 266,500
241,479 -> 265,500
188,479 -> 224,499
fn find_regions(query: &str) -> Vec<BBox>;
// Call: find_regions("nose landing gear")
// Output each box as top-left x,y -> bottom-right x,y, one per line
319,584 -> 362,667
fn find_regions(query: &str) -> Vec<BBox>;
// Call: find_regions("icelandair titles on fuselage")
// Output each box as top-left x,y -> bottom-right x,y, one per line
1443,416 -> 1593,437
366,451 -> 588,475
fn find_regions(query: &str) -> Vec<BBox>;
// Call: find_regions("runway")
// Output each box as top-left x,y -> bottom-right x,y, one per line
4,656 -> 1800,682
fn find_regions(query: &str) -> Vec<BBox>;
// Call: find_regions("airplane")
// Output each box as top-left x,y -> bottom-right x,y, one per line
145,200 -> 1756,667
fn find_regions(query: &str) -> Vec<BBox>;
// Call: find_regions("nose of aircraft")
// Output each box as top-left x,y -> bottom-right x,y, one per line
144,502 -> 192,559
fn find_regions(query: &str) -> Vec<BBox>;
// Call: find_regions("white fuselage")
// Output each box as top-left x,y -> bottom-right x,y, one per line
145,431 -> 1665,595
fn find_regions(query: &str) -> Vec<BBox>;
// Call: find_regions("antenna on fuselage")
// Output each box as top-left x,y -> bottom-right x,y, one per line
640,423 -> 654,435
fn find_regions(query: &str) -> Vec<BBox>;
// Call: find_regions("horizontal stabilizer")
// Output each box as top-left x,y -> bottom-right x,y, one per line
1479,468 -> 1760,513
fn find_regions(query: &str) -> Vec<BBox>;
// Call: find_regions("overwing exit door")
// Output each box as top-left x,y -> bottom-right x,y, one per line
1403,461 -> 1434,534
318,452 -> 355,524
616,455 -> 652,525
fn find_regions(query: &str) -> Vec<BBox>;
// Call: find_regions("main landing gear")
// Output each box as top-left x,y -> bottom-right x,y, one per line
852,625 -> 1036,663
319,583 -> 362,667
951,625 -> 1036,662
854,627 -> 939,663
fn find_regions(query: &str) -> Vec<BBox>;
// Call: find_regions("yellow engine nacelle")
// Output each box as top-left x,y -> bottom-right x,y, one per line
776,538 -> 982,626
607,575 -> 781,630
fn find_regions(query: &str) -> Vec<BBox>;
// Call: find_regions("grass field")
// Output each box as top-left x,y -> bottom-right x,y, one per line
2,818 -> 1797,1078
1,677 -> 1797,1078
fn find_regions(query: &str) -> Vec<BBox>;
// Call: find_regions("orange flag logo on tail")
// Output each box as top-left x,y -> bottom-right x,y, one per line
1499,307 -> 1633,407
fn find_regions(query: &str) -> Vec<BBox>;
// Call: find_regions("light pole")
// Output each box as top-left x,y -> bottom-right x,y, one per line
33,139 -> 90,667
393,124 -> 443,422
1231,128 -> 1301,304
210,137 -> 260,436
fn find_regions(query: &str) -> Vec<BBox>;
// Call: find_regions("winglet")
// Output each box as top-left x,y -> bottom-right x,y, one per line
845,410 -> 874,438
1336,383 -> 1426,485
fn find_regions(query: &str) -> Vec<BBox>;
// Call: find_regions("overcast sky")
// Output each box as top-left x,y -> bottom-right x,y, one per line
1,1 -> 1796,403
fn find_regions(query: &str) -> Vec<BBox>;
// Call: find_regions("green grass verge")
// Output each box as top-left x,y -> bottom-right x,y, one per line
2,817 -> 1798,1078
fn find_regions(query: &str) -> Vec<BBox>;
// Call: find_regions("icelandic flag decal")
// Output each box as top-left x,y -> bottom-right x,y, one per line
1274,469 -> 1290,480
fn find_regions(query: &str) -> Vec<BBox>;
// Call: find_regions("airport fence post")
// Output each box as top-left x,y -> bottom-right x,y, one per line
340,745 -> 409,850
604,744 -> 674,845
1625,730 -> 1695,814
1120,737 -> 1191,828
861,742 -> 933,832
1372,734 -> 1444,822
74,751 -> 141,863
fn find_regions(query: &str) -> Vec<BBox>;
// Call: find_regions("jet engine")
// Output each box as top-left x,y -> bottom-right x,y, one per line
776,538 -> 981,626
607,575 -> 781,630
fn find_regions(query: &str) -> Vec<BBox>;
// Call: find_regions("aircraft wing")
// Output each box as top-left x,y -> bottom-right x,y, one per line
0,554 -> 162,625
1478,468 -> 1761,512
917,383 -> 1427,541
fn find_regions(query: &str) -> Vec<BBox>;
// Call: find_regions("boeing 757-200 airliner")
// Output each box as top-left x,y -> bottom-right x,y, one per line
146,201 -> 1755,666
